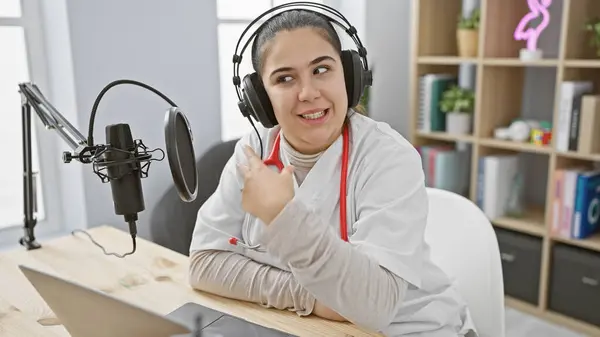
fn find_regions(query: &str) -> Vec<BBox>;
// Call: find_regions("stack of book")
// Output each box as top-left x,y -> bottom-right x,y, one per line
555,81 -> 600,154
417,73 -> 457,132
416,144 -> 470,197
476,154 -> 522,220
551,168 -> 600,240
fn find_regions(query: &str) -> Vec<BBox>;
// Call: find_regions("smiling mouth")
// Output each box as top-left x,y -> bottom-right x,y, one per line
300,108 -> 329,120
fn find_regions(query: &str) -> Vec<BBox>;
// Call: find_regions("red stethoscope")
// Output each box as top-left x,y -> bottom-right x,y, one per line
229,123 -> 350,250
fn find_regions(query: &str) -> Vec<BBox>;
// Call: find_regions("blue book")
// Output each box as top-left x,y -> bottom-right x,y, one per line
571,170 -> 600,239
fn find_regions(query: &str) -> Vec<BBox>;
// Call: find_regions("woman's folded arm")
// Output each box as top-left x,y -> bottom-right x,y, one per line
258,198 -> 409,332
188,249 -> 315,315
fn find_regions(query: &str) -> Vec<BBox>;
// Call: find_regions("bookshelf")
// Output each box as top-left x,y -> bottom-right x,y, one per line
409,0 -> 600,335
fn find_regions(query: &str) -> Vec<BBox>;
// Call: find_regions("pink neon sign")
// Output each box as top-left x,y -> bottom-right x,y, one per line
514,0 -> 552,51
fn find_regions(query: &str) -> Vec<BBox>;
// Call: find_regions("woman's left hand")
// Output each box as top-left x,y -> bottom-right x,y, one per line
238,145 -> 295,225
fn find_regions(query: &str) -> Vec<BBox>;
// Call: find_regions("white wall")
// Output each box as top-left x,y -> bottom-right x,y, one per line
38,0 -> 222,239
38,0 -> 86,241
325,0 -> 367,49
364,0 -> 412,137
323,0 -> 411,135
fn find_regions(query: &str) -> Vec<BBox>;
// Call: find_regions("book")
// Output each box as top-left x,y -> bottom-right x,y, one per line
417,74 -> 457,132
433,149 -> 470,196
480,155 -> 520,220
476,157 -> 485,209
556,81 -> 593,152
577,95 -> 600,154
551,166 -> 594,239
560,169 -> 581,238
568,91 -> 584,151
571,170 -> 600,239
550,169 -> 565,237
416,144 -> 469,196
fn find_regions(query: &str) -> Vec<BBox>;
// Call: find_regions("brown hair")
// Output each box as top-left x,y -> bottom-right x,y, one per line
251,9 -> 342,75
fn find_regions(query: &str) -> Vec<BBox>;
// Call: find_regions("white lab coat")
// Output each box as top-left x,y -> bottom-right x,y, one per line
190,111 -> 478,337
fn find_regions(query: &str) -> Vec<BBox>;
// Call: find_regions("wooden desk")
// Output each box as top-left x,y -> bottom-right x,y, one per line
0,225 -> 381,337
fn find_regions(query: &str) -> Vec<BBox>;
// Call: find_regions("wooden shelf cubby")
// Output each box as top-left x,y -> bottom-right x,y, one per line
563,0 -> 600,61
410,0 -> 600,335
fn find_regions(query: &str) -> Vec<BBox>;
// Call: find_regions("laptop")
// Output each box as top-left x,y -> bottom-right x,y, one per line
18,265 -> 296,337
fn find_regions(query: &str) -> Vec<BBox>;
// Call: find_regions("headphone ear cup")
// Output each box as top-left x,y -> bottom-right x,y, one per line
242,73 -> 278,128
341,49 -> 365,108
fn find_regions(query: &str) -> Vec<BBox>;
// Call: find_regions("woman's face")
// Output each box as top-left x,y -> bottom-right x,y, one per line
260,27 -> 348,155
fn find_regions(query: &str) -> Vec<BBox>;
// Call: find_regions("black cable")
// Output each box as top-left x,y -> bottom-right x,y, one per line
87,79 -> 178,147
246,116 -> 263,160
71,228 -> 136,258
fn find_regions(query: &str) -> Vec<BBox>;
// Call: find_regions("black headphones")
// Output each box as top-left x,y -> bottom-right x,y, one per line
232,1 -> 373,129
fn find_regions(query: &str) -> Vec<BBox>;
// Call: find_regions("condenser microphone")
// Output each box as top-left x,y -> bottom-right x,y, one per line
91,108 -> 198,241
16,79 -> 199,257
102,123 -> 146,236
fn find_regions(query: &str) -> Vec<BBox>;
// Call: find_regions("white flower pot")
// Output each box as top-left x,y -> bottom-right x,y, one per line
519,48 -> 543,61
446,112 -> 472,135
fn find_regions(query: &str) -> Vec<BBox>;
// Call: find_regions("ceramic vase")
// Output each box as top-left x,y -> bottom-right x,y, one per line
446,112 -> 472,135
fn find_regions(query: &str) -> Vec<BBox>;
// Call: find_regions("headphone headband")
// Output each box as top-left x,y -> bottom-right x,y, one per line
231,1 -> 371,103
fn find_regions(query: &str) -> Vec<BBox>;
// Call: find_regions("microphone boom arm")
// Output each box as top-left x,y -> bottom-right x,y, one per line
19,83 -> 86,150
18,83 -> 100,166
18,82 -> 95,250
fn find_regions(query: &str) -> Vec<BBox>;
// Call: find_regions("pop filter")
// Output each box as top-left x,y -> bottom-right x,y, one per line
164,107 -> 198,202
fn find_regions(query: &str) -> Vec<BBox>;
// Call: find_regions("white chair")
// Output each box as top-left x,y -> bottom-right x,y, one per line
423,187 -> 505,337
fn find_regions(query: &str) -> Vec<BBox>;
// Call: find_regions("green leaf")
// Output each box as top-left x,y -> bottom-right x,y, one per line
438,85 -> 475,114
457,7 -> 480,30
584,17 -> 600,56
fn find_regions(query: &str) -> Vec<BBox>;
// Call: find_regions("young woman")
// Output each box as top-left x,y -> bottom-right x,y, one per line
188,6 -> 477,337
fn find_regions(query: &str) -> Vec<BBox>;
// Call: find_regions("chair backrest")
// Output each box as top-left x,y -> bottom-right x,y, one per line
423,187 -> 505,337
150,139 -> 238,255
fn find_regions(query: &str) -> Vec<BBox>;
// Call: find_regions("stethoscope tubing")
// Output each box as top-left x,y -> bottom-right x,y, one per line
229,123 -> 350,252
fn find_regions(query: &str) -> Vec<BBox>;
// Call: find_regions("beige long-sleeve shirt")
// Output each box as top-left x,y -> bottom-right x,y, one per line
189,132 -> 408,332
189,249 -> 316,315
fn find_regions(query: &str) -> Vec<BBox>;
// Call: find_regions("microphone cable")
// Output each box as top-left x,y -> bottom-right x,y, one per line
73,79 -> 179,258
87,79 -> 177,147
71,226 -> 136,258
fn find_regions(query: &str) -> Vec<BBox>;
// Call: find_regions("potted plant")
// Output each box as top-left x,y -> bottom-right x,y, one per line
356,66 -> 373,116
439,85 -> 475,135
584,17 -> 600,57
357,85 -> 370,115
457,8 -> 480,57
